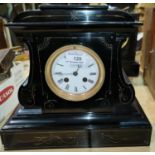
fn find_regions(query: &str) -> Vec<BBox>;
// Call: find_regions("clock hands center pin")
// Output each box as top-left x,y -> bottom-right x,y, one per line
73,64 -> 81,76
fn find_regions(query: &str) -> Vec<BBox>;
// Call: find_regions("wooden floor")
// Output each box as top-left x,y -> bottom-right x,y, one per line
0,69 -> 155,152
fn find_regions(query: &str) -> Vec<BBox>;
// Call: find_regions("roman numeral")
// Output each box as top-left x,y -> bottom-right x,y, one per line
57,78 -> 63,84
83,85 -> 87,89
57,63 -> 64,67
74,86 -> 78,92
88,79 -> 94,84
65,84 -> 69,90
88,63 -> 94,68
90,72 -> 96,75
54,72 -> 62,75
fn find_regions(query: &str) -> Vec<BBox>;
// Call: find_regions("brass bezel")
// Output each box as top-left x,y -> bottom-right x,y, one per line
45,44 -> 105,102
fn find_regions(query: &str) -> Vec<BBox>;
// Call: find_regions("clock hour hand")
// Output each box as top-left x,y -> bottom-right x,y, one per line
76,64 -> 81,72
72,65 -> 81,76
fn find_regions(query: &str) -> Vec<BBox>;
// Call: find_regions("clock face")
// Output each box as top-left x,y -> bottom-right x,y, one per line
45,45 -> 105,101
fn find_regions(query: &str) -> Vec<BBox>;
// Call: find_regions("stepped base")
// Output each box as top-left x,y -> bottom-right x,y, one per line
0,99 -> 152,150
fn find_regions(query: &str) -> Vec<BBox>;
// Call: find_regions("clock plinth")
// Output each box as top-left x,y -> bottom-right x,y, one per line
0,4 -> 152,150
1,99 -> 151,150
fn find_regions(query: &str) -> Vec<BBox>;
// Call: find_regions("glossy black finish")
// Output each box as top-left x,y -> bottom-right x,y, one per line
5,5 -> 141,111
121,30 -> 139,76
0,100 -> 152,150
0,5 -> 151,150
7,5 -> 139,76
39,4 -> 109,10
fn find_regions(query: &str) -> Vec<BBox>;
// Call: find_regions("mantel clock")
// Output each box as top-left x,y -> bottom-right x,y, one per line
0,4 -> 152,150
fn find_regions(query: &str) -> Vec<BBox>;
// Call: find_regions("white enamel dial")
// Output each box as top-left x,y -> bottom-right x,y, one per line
52,50 -> 99,94
45,45 -> 105,101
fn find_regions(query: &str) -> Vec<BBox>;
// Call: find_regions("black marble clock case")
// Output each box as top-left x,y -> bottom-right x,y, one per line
0,5 -> 152,150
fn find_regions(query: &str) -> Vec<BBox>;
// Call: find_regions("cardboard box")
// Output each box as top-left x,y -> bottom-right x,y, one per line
0,62 -> 25,122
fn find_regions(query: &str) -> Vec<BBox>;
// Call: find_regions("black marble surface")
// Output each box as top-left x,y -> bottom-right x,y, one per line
0,99 -> 152,150
0,5 -> 151,150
